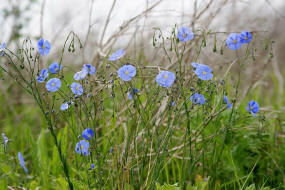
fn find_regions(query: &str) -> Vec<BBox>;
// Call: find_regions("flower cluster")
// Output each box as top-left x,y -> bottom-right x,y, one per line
36,38 -> 99,102
35,40 -> 64,93
75,128 -> 94,156
74,64 -> 96,81
226,31 -> 252,50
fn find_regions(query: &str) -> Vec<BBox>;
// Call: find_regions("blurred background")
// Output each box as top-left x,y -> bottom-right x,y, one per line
0,0 -> 284,129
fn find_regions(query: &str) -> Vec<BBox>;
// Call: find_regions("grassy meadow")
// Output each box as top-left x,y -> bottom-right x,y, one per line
0,27 -> 284,190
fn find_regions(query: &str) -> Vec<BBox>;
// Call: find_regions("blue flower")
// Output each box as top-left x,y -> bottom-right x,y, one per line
75,140 -> 90,156
46,78 -> 61,92
177,27 -> 194,42
2,133 -> 8,148
18,152 -> 28,173
246,100 -> 259,117
155,71 -> 175,88
171,101 -> 175,107
82,128 -> 94,140
117,65 -> 136,81
240,31 -> 252,44
36,68 -> 49,83
109,49 -> 125,61
0,42 -> 6,56
110,147 -> 114,153
226,33 -> 242,50
193,64 -> 213,80
191,62 -> 204,68
91,164 -> 95,169
49,62 -> 62,74
83,64 -> 96,75
190,93 -> 205,105
74,69 -> 88,80
71,82 -> 83,95
223,96 -> 232,109
128,88 -> 140,100
60,102 -> 69,111
38,38 -> 51,56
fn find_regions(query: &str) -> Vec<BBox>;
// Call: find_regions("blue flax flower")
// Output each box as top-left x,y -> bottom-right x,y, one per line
46,78 -> 61,92
36,68 -> 49,83
190,93 -> 205,105
226,33 -> 242,50
38,38 -> 51,56
49,62 -> 62,74
246,100 -> 259,117
171,101 -> 175,107
82,128 -> 94,140
18,152 -> 28,173
128,88 -> 140,100
0,42 -> 6,56
71,82 -> 83,95
91,164 -> 95,169
223,96 -> 232,109
240,31 -> 252,43
109,49 -> 125,61
193,64 -> 213,80
2,133 -> 8,148
83,64 -> 96,75
60,102 -> 69,111
117,65 -> 136,81
177,27 -> 194,42
74,69 -> 88,80
191,62 -> 205,68
75,140 -> 90,156
156,71 -> 175,88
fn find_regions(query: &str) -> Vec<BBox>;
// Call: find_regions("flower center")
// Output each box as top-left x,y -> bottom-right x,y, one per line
42,45 -> 45,49
88,134 -> 91,138
81,145 -> 84,149
245,36 -> 248,40
55,68 -> 58,71
183,33 -> 188,38
233,40 -> 237,44
164,75 -> 168,79
76,87 -> 79,90
51,82 -> 55,87
125,71 -> 129,75
202,71 -> 206,75
250,106 -> 253,110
